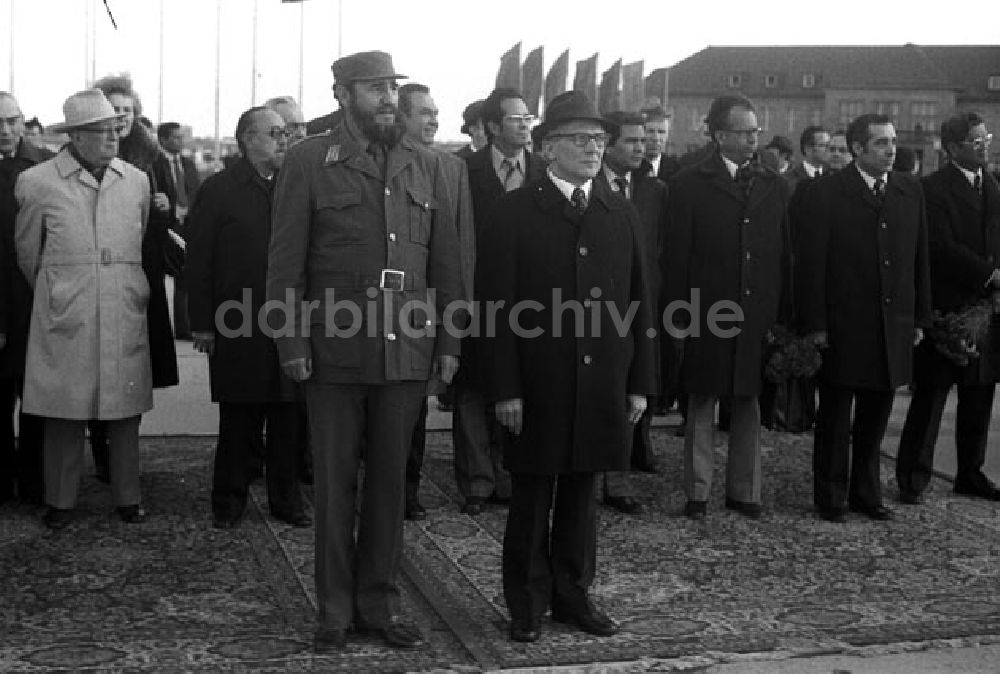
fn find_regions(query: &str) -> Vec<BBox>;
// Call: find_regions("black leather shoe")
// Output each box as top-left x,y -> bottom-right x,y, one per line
462,496 -> 485,515
850,503 -> 893,520
404,498 -> 427,521
509,617 -> 541,642
356,617 -> 425,649
898,490 -> 924,505
273,510 -> 312,527
817,507 -> 847,523
43,507 -> 73,530
683,500 -> 707,520
633,460 -> 661,474
724,498 -> 762,519
604,494 -> 643,515
551,604 -> 619,637
954,482 -> 1000,501
117,505 -> 146,523
313,626 -> 348,653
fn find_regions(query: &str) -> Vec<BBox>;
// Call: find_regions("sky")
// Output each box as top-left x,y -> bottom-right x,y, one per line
2,0 -> 999,142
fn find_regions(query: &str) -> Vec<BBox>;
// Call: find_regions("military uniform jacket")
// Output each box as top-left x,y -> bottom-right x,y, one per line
476,176 -> 657,474
797,163 -> 932,390
662,153 -> 790,396
266,123 -> 462,384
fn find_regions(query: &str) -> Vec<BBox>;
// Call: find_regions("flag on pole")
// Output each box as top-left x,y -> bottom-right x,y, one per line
496,42 -> 522,90
521,46 -> 544,115
645,67 -> 670,109
598,58 -> 622,114
573,53 -> 598,103
544,49 -> 569,109
621,60 -> 645,112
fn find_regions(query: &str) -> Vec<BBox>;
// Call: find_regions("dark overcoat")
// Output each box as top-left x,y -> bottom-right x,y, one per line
915,163 -> 1000,386
797,163 -> 932,390
662,152 -> 790,396
186,159 -> 292,403
476,177 -> 657,474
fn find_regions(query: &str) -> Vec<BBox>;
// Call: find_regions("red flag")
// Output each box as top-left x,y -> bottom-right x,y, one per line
545,49 -> 569,109
495,42 -> 522,90
522,46 -> 544,115
621,61 -> 645,112
598,58 -> 622,114
573,53 -> 598,104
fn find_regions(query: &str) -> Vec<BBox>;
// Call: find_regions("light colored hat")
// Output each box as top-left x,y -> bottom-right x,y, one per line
49,89 -> 125,133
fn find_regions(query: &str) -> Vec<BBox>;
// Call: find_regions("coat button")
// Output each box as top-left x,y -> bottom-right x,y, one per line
582,355 -> 593,365
745,251 -> 751,260
744,288 -> 752,296
884,297 -> 892,305
880,222 -> 887,229
385,187 -> 391,196
743,217 -> 750,224
387,332 -> 397,341
583,299 -> 593,308
883,259 -> 890,267
579,246 -> 588,257
388,232 -> 397,242
424,319 -> 433,327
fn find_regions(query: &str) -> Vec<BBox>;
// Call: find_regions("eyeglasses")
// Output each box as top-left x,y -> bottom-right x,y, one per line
549,132 -> 610,148
0,115 -> 23,128
78,124 -> 125,137
503,114 -> 536,125
963,133 -> 993,149
285,122 -> 307,135
265,126 -> 291,140
723,127 -> 763,139
829,146 -> 850,153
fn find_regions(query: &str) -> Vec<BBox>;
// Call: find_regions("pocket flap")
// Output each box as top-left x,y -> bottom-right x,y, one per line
405,187 -> 436,211
317,192 -> 362,210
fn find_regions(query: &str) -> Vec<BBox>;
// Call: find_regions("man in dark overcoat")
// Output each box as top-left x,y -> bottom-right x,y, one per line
896,112 -> 1000,504
0,91 -> 51,504
662,94 -> 789,521
186,106 -> 308,530
455,87 -> 544,515
266,51 -> 462,652
797,113 -> 932,522
478,91 -> 655,643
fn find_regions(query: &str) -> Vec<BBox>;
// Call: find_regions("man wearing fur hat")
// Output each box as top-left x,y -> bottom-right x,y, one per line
267,50 -> 462,652
14,89 -> 154,529
477,90 -> 655,642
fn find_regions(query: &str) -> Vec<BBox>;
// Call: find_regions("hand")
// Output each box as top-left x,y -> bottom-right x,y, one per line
913,327 -> 924,346
627,394 -> 647,424
191,331 -> 215,355
808,331 -> 829,349
495,398 -> 523,435
153,192 -> 170,212
434,355 -> 459,385
281,357 -> 313,382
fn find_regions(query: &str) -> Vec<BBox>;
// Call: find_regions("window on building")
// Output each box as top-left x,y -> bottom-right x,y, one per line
811,109 -> 823,126
838,100 -> 864,127
787,108 -> 797,133
802,74 -> 816,88
875,101 -> 900,121
764,74 -> 778,88
760,106 -> 771,131
988,75 -> 1000,91
911,101 -> 938,133
728,74 -> 742,88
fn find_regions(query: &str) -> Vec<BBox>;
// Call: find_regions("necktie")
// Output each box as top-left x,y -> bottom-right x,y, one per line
873,177 -> 884,198
974,174 -> 983,195
613,176 -> 630,201
173,156 -> 188,208
501,158 -> 518,192
735,164 -> 753,195
571,187 -> 588,214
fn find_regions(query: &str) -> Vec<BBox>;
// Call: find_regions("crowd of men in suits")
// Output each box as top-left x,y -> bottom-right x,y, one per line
0,46 -> 998,652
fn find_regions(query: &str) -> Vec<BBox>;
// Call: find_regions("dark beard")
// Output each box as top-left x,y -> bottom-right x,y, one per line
349,99 -> 405,148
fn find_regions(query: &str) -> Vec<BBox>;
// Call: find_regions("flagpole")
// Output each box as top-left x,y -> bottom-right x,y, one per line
8,0 -> 15,91
251,0 -> 259,105
337,0 -> 343,58
158,0 -> 165,123
298,0 -> 305,108
214,0 -> 222,170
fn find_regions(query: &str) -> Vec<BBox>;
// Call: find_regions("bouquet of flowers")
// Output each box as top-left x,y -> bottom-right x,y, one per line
763,325 -> 824,383
926,299 -> 994,367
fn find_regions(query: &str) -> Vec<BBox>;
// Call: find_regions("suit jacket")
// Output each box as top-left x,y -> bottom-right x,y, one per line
654,153 -> 682,184
186,158 -> 292,403
663,152 -> 790,396
453,145 -> 475,161
916,163 -> 1000,386
152,152 -> 201,232
476,176 -> 656,474
465,144 -> 546,239
797,163 -> 932,390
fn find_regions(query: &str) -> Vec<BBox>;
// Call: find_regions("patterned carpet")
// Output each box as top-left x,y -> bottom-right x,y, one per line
2,429 -> 1000,671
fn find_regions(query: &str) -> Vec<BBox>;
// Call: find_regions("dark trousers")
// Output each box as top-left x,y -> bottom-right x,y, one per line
503,471 -> 597,622
814,384 -> 895,510
0,377 -> 44,502
173,280 -> 190,338
404,398 -> 429,501
306,381 -> 425,630
89,419 -> 110,476
897,382 -> 995,495
452,381 -> 510,500
211,401 -> 303,520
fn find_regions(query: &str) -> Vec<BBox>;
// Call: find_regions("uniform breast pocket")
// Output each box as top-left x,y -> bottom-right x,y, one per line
406,187 -> 436,247
315,191 -> 365,244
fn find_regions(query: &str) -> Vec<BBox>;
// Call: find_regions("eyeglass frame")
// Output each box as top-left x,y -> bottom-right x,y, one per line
721,127 -> 764,139
548,132 -> 610,148
961,133 -> 993,149
262,125 -> 292,141
76,123 -> 126,137
503,114 -> 537,125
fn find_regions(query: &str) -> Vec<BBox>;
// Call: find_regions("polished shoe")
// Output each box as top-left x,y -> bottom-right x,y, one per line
633,460 -> 661,474
953,481 -> 1000,501
43,507 -> 73,530
117,505 -> 146,523
817,507 -> 847,523
273,510 -> 312,527
509,617 -> 541,642
461,496 -> 485,516
724,498 -> 762,519
898,490 -> 925,505
551,603 -> 619,637
212,515 -> 241,529
604,494 -> 643,515
404,498 -> 427,521
849,503 -> 893,520
356,617 -> 425,649
313,626 -> 348,653
683,500 -> 707,520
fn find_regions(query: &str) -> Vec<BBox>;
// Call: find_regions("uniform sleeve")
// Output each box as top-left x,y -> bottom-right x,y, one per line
184,176 -> 221,334
426,154 -> 463,359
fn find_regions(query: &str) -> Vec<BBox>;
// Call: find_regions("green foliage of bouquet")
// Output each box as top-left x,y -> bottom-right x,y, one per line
764,325 -> 824,384
926,299 -> 994,367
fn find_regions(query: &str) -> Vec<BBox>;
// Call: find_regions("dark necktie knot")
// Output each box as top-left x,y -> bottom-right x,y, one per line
571,187 -> 588,214
613,176 -> 630,199
974,174 -> 983,194
735,164 -> 753,193
873,177 -> 885,197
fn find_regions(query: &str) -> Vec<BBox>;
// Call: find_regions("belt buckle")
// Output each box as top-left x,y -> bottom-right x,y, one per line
379,269 -> 405,291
